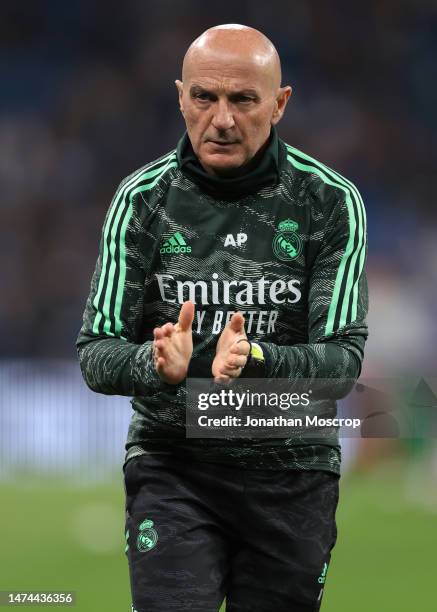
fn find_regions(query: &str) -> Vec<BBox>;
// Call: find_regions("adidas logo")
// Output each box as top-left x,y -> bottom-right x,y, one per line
160,231 -> 192,254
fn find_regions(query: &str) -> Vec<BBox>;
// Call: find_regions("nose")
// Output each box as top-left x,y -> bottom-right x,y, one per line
211,99 -> 235,131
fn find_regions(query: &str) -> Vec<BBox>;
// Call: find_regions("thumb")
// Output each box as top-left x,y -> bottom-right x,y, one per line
229,311 -> 245,333
178,300 -> 195,331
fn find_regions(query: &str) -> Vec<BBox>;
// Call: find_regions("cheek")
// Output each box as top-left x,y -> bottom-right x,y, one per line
244,117 -> 271,147
184,108 -> 207,135
241,107 -> 272,134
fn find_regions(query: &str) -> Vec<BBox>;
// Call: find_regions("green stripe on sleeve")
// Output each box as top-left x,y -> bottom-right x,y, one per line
102,198 -> 130,335
286,152 -> 358,336
111,155 -> 177,337
129,161 -> 178,199
286,145 -> 366,329
91,152 -> 176,335
114,202 -> 133,337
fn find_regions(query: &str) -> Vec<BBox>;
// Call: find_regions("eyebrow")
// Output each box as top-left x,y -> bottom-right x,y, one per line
189,85 -> 260,99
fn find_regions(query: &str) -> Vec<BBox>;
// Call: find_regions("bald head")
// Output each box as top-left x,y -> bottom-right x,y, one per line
182,24 -> 282,92
176,24 -> 291,177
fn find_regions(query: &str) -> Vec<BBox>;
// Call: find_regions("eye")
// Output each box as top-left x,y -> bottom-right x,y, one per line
231,94 -> 256,105
194,92 -> 212,102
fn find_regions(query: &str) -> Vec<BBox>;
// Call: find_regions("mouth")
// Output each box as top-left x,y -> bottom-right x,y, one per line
207,140 -> 238,147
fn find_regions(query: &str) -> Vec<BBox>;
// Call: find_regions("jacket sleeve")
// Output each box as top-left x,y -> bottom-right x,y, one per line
76,181 -> 161,397
258,184 -> 368,396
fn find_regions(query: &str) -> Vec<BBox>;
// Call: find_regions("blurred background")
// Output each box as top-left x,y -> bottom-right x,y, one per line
1,1 -> 437,610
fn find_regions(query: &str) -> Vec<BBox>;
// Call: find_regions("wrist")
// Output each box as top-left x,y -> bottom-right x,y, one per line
131,342 -> 162,394
240,341 -> 266,378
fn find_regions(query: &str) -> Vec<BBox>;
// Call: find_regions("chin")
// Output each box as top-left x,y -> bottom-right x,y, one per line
202,154 -> 245,175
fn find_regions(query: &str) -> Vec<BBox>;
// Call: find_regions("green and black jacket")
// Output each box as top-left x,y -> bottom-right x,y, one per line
76,128 -> 368,475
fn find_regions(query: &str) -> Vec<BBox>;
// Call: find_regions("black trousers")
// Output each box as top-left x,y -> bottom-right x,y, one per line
124,452 -> 339,612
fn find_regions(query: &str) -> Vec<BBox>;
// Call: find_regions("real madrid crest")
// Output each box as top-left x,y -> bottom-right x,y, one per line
273,219 -> 302,261
137,519 -> 158,552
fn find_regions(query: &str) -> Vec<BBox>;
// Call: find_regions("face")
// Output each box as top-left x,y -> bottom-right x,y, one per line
176,52 -> 291,176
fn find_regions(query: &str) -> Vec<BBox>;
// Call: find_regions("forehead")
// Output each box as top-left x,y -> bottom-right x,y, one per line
184,50 -> 274,92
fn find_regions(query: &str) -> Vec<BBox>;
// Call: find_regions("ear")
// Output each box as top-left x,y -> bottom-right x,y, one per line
271,85 -> 292,126
175,80 -> 185,115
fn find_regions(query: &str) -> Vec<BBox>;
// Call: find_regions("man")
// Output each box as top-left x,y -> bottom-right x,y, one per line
77,24 -> 368,612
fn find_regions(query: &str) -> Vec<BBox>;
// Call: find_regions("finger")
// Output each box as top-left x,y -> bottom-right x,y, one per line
227,369 -> 243,379
214,374 -> 231,384
228,311 -> 245,333
161,322 -> 174,336
154,323 -> 174,340
226,355 -> 247,368
156,356 -> 166,369
154,339 -> 168,352
230,340 -> 250,355
153,327 -> 164,340
178,300 -> 195,332
220,364 -> 243,377
223,355 -> 247,370
220,370 -> 241,381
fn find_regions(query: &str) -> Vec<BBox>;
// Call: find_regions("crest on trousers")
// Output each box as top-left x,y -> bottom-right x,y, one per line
273,219 -> 302,261
136,519 -> 158,552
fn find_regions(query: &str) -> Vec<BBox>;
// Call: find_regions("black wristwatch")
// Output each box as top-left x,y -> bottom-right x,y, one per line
240,340 -> 266,378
